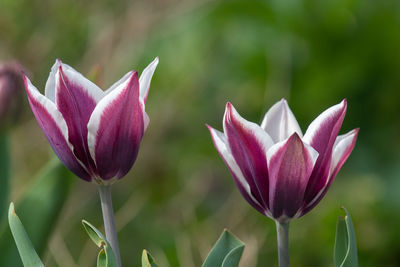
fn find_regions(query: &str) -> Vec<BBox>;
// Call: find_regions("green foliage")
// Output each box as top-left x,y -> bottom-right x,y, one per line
202,229 -> 245,267
82,220 -> 118,267
8,203 -> 44,267
142,250 -> 159,267
0,158 -> 74,266
334,207 -> 358,267
0,133 -> 9,222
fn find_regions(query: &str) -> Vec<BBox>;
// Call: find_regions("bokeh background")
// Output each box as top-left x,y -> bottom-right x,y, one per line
1,0 -> 400,266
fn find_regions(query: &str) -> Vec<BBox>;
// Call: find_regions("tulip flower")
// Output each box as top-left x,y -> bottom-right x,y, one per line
0,61 -> 25,129
23,58 -> 158,184
207,99 -> 358,267
23,58 -> 158,267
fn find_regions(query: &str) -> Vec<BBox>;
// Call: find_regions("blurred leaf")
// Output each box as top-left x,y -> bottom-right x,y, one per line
202,229 -> 245,267
334,207 -> 358,267
82,220 -> 118,267
8,203 -> 44,267
0,157 -> 74,266
142,249 -> 159,267
97,249 -> 107,267
0,133 -> 9,222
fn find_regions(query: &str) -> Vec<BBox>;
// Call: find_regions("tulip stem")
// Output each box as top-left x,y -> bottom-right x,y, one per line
276,221 -> 290,267
98,185 -> 121,267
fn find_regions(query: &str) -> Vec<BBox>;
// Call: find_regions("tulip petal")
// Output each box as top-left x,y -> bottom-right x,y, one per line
105,71 -> 133,95
261,99 -> 303,142
55,63 -> 104,173
223,103 -> 274,209
207,125 -> 267,216
106,71 -> 150,131
266,134 -> 318,220
302,99 -> 347,204
139,57 -> 159,103
87,72 -> 143,180
302,129 -> 359,214
44,59 -> 61,103
24,75 -> 91,181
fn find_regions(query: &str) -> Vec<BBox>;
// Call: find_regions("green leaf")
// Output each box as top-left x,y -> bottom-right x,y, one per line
0,157 -> 75,266
82,220 -> 118,267
8,203 -> 44,267
142,249 -> 159,267
202,229 -> 245,267
97,249 -> 107,266
334,207 -> 358,267
0,133 -> 10,222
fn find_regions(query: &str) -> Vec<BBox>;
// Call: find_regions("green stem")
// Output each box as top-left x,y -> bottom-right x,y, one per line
275,220 -> 290,267
98,185 -> 121,267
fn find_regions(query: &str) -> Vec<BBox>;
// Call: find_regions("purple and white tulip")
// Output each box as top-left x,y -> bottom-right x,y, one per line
24,58 -> 158,184
207,99 -> 358,223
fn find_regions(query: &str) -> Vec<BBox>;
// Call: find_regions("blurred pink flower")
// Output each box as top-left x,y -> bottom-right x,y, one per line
207,99 -> 358,222
24,58 -> 158,184
0,61 -> 26,126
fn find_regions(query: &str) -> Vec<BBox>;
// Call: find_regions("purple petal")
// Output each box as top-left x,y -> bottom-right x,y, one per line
106,70 -> 151,132
223,102 -> 274,209
139,57 -> 159,103
207,125 -> 268,216
302,128 -> 358,215
267,133 -> 318,220
87,72 -> 144,180
302,99 -> 347,205
55,62 -> 104,175
24,75 -> 91,181
261,99 -> 303,142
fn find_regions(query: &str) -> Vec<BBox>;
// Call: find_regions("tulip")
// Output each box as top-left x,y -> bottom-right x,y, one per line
23,58 -> 158,184
23,58 -> 158,267
0,61 -> 26,129
207,99 -> 358,266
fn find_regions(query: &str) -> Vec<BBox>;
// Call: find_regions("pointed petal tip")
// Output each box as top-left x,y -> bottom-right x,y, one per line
288,132 -> 301,141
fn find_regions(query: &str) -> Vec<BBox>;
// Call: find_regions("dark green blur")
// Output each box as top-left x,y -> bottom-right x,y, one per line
1,0 -> 399,266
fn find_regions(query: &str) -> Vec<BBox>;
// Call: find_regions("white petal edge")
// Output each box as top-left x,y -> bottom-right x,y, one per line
208,126 -> 265,210
139,57 -> 159,101
224,103 -> 275,153
87,72 -> 137,165
266,135 -> 319,170
25,76 -> 89,172
55,60 -> 104,103
304,130 -> 356,210
303,99 -> 346,145
104,70 -> 134,95
330,129 -> 358,175
261,99 -> 303,142
44,59 -> 62,103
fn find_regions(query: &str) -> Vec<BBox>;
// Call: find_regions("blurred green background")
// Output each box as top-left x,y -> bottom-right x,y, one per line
1,0 -> 400,266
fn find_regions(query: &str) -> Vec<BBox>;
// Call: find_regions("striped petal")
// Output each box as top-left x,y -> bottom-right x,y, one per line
87,72 -> 144,181
223,102 -> 274,209
44,59 -> 61,103
55,62 -> 104,174
24,75 -> 91,181
139,57 -> 159,103
302,99 -> 347,204
261,99 -> 303,142
207,125 -> 267,216
302,128 -> 359,214
266,133 -> 318,220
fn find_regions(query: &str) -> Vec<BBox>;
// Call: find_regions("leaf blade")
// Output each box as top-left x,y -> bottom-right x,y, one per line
8,203 -> 44,267
202,229 -> 245,267
82,220 -> 118,267
142,249 -> 159,267
334,207 -> 358,267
